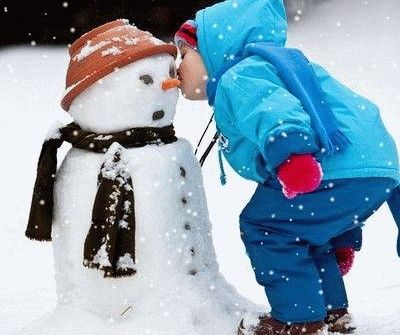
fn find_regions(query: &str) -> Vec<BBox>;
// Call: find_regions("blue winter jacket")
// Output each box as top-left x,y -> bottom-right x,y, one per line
195,0 -> 400,184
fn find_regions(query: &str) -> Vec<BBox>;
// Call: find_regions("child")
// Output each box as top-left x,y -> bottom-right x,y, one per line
175,1 -> 400,334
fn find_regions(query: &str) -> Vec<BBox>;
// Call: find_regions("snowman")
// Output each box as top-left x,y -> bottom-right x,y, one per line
25,20 -> 259,335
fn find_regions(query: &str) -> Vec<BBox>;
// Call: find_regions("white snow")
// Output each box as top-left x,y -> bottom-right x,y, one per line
92,243 -> 112,268
44,120 -> 65,140
93,134 -> 114,141
150,37 -> 165,46
118,220 -> 129,229
63,73 -> 91,96
123,37 -> 140,45
101,46 -> 123,57
1,0 -> 400,334
116,253 -> 135,270
73,40 -> 112,61
101,142 -> 130,181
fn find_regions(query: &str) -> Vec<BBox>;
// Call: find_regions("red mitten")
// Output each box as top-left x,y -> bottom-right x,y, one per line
335,247 -> 355,276
277,154 -> 323,199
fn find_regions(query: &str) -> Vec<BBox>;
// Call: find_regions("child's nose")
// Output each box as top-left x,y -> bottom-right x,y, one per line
162,78 -> 180,91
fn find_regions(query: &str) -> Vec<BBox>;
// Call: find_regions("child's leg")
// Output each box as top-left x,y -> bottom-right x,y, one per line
240,218 -> 326,324
312,248 -> 348,311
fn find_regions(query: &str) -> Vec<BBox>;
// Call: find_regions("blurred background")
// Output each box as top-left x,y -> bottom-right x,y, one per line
0,0 -> 320,46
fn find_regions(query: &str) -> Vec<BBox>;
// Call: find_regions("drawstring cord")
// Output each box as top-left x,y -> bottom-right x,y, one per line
217,141 -> 227,185
195,113 -> 215,156
195,113 -> 227,185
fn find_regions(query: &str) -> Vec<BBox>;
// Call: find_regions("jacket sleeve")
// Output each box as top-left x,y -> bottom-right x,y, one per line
216,63 -> 320,173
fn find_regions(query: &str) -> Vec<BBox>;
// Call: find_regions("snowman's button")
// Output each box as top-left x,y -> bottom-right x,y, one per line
152,110 -> 165,121
189,269 -> 197,276
180,166 -> 186,178
190,248 -> 195,256
181,197 -> 187,204
184,223 -> 191,230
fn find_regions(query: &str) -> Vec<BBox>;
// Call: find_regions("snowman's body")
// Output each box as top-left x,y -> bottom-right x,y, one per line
46,55 -> 258,334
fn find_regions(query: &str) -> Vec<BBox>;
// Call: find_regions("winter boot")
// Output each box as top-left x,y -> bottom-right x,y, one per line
237,314 -> 328,335
325,308 -> 356,333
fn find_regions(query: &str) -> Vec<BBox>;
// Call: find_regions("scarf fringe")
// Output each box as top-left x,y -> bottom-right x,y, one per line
83,260 -> 137,278
326,129 -> 352,155
25,233 -> 52,242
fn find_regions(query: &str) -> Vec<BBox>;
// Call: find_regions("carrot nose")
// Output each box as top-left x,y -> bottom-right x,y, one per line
162,78 -> 180,91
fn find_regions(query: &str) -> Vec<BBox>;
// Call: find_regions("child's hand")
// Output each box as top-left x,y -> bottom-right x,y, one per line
277,154 -> 323,199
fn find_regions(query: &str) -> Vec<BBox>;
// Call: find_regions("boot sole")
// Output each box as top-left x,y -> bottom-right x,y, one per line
328,326 -> 356,334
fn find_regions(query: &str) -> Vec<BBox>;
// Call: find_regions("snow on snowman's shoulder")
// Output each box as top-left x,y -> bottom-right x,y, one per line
174,137 -> 195,151
121,138 -> 195,173
45,120 -> 66,140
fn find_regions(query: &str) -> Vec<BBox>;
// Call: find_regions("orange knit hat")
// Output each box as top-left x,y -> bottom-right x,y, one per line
61,19 -> 178,111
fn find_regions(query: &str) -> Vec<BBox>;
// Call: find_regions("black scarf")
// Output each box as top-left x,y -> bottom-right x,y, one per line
26,122 -> 178,278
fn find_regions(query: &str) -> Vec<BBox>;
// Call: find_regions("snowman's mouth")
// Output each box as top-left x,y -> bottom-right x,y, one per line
152,110 -> 165,121
153,110 -> 165,121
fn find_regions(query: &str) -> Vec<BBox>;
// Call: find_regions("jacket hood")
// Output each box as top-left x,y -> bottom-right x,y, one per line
195,0 -> 287,77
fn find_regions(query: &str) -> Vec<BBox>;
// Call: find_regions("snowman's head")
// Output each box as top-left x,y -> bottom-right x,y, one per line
69,53 -> 179,133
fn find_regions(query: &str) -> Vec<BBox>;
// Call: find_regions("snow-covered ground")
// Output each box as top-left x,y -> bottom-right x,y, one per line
1,0 -> 399,333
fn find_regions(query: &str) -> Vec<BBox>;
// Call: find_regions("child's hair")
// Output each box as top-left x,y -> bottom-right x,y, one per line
174,20 -> 198,50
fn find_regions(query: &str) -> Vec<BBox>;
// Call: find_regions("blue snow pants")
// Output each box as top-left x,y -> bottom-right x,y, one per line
239,177 -> 398,323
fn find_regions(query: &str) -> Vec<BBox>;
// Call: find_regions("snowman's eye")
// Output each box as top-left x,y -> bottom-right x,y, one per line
169,64 -> 177,78
140,75 -> 154,85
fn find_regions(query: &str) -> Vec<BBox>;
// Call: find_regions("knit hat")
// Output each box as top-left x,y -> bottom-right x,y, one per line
61,19 -> 178,111
174,20 -> 198,50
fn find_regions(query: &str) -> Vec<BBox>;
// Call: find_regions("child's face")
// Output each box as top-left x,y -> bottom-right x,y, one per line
177,44 -> 208,101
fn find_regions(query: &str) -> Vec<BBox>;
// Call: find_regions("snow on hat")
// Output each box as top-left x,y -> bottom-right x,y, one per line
174,20 -> 198,50
61,19 -> 177,111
